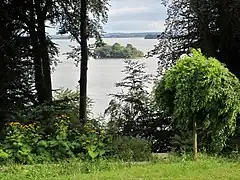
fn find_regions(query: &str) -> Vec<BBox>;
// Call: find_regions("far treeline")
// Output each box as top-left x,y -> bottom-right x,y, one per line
94,43 -> 144,59
0,0 -> 239,165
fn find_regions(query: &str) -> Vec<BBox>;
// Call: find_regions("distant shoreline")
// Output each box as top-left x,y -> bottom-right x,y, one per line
51,32 -> 162,40
52,37 -> 149,40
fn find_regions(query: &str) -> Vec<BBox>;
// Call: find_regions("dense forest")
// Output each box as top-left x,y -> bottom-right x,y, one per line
94,43 -> 144,59
0,0 -> 240,179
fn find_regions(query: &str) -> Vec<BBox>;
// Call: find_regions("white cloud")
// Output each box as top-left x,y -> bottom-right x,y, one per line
104,20 -> 165,33
46,0 -> 167,34
109,7 -> 147,16
103,0 -> 167,32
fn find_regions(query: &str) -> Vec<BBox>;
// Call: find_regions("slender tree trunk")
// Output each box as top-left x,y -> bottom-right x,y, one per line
34,0 -> 52,102
29,1 -> 46,104
193,118 -> 198,161
79,0 -> 88,125
38,19 -> 52,101
29,27 -> 45,104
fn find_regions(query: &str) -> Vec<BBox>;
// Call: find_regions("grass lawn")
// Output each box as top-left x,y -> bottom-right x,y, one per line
0,155 -> 239,180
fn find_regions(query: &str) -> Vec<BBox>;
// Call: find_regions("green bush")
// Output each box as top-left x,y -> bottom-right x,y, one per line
0,118 -> 111,164
109,136 -> 152,161
73,122 -> 112,160
0,148 -> 10,163
0,88 -> 153,164
1,122 -> 41,164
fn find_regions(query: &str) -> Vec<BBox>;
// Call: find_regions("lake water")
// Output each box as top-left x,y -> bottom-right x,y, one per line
52,38 -> 159,116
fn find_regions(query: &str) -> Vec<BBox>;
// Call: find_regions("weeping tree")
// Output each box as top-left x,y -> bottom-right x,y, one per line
154,49 -> 240,160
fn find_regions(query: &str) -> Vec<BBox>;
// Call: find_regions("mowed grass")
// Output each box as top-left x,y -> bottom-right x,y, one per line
0,155 -> 239,180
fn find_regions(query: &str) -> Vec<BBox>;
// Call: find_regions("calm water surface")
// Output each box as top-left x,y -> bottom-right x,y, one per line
52,38 -> 159,116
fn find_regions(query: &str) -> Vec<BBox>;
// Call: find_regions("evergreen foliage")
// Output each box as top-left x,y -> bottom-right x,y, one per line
105,60 -> 172,152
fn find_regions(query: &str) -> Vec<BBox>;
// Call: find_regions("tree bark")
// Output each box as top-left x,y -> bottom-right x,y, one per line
30,0 -> 52,103
79,0 -> 88,125
193,118 -> 198,161
29,2 -> 45,104
37,17 -> 52,101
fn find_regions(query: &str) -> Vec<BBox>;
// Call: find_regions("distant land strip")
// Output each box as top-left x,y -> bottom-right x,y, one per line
51,32 -> 166,39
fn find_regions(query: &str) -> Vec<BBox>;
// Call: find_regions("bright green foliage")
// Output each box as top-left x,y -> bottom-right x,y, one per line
0,119 -> 110,164
0,119 -> 74,164
1,122 -> 41,164
154,49 -> 240,152
0,88 -> 153,164
94,43 -> 144,59
0,89 -> 109,164
76,122 -> 111,160
0,149 -> 10,163
0,155 -> 240,180
0,119 -> 151,163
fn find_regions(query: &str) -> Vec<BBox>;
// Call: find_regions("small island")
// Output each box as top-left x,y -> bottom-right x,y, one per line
94,43 -> 144,59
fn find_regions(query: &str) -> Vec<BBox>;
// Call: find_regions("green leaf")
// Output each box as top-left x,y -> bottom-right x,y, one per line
37,140 -> 48,147
88,150 -> 99,159
98,149 -> 106,156
87,145 -> 97,152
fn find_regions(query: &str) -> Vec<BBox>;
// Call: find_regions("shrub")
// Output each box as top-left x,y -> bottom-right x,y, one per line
0,148 -> 10,163
109,136 -> 152,161
0,88 -> 99,163
73,122 -> 112,160
0,88 -> 153,164
0,116 -> 112,164
34,117 -> 76,162
2,122 -> 41,164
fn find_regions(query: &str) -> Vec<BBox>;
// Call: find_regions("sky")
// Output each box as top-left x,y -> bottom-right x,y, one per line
104,0 -> 167,33
47,0 -> 167,34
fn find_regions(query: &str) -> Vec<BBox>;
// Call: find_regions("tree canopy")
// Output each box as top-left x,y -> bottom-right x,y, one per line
154,49 -> 240,154
94,43 -> 144,59
0,0 -> 110,134
149,0 -> 240,79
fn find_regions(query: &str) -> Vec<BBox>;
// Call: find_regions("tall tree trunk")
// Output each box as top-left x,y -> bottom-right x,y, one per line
29,26 -> 45,104
29,1 -> 46,104
30,0 -> 52,103
32,34 -> 45,104
193,118 -> 198,161
79,0 -> 88,125
37,18 -> 52,101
